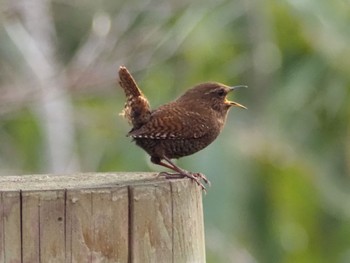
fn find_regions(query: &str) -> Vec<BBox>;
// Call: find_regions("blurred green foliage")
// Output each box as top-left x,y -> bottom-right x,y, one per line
1,0 -> 350,262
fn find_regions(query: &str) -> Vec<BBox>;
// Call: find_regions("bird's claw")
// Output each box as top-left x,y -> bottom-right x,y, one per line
159,171 -> 209,192
192,172 -> 211,187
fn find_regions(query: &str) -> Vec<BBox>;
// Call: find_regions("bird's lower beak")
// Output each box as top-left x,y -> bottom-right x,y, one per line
226,85 -> 248,109
228,101 -> 247,109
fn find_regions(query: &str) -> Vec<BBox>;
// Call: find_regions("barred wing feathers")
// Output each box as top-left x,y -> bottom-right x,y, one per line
128,105 -> 211,140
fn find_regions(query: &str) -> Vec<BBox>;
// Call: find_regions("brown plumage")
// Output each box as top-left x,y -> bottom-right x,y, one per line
119,66 -> 151,129
118,66 -> 247,190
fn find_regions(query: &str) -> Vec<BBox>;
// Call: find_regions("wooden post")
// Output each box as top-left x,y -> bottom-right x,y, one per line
0,173 -> 206,263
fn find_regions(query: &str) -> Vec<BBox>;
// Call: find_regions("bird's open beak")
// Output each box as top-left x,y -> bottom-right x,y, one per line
226,85 -> 248,109
228,101 -> 247,109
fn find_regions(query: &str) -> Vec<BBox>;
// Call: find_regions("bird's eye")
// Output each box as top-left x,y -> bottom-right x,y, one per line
216,89 -> 226,97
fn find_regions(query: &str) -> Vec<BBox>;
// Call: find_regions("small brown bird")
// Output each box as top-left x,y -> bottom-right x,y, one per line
119,66 -> 246,190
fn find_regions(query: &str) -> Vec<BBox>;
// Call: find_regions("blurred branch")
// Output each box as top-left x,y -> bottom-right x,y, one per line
66,0 -> 217,87
3,0 -> 80,173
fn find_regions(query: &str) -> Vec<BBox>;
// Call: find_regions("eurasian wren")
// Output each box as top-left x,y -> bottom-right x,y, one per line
119,66 -> 246,190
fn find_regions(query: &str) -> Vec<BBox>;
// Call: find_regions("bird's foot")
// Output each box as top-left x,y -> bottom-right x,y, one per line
159,171 -> 209,192
192,172 -> 211,187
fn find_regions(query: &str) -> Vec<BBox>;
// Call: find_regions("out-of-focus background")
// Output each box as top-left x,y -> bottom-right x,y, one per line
1,0 -> 350,262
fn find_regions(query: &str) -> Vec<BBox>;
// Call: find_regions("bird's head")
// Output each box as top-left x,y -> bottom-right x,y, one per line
177,82 -> 247,113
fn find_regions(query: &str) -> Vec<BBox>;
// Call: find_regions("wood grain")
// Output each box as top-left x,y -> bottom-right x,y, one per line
1,191 -> 21,263
172,180 -> 206,263
129,182 -> 173,263
0,172 -> 205,263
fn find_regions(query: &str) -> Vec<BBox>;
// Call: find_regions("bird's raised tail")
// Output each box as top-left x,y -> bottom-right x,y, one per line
118,66 -> 151,129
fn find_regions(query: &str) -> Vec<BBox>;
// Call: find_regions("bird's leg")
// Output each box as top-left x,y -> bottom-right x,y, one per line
162,156 -> 211,186
150,158 -> 184,179
155,156 -> 209,190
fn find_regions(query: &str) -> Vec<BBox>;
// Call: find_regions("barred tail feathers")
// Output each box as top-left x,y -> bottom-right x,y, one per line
118,66 -> 151,129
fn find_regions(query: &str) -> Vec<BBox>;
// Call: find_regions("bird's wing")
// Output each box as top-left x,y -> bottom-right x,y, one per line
128,105 -> 212,140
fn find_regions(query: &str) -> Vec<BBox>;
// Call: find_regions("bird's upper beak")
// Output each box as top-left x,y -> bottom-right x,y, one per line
225,85 -> 248,109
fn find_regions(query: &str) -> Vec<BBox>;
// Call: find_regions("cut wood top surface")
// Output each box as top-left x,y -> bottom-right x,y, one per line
0,172 -> 174,191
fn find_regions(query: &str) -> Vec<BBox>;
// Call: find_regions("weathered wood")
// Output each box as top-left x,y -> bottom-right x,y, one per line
172,180 -> 206,263
129,182 -> 173,263
0,191 -> 21,263
65,187 -> 129,263
22,191 -> 40,263
0,193 -> 3,263
0,172 -> 206,263
39,191 -> 66,262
